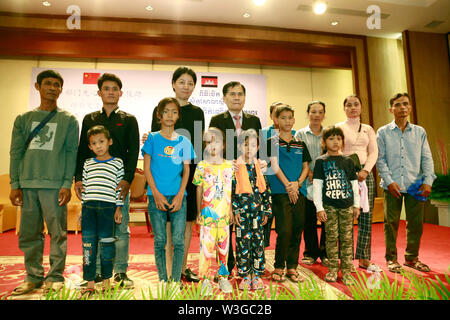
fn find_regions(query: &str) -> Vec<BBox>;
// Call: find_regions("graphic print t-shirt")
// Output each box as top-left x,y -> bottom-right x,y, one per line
141,132 -> 195,196
313,154 -> 357,209
192,160 -> 233,228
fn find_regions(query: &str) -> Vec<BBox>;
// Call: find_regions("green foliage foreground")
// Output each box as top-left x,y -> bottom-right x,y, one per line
2,268 -> 448,300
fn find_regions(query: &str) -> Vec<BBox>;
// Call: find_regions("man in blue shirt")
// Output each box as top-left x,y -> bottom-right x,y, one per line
376,93 -> 436,274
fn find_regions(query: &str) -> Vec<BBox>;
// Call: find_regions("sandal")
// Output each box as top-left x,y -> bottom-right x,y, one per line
324,271 -> 338,282
359,263 -> 382,273
11,281 -> 42,296
342,273 -> 354,286
271,269 -> 286,282
403,260 -> 430,272
286,269 -> 305,283
42,281 -> 64,295
301,256 -> 316,265
387,260 -> 403,274
78,288 -> 96,300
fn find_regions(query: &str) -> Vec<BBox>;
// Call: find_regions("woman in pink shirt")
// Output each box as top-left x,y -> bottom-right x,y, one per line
336,95 -> 381,272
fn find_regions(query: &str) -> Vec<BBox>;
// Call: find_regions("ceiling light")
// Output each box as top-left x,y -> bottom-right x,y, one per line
145,5 -> 153,11
312,1 -> 327,15
253,0 -> 266,6
331,21 -> 338,26
42,1 -> 51,6
243,13 -> 251,18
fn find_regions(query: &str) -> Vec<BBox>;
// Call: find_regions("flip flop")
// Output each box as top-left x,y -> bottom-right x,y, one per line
11,281 -> 42,296
271,269 -> 286,282
286,269 -> 305,283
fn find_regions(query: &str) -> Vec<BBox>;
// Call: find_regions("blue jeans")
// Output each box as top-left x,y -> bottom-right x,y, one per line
81,201 -> 116,281
114,195 -> 130,273
148,196 -> 186,282
94,195 -> 130,275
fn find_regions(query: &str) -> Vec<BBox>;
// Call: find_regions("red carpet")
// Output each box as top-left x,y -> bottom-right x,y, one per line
1,221 -> 449,298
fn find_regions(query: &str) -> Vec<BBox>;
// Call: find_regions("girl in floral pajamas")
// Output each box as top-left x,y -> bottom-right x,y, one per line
232,129 -> 272,290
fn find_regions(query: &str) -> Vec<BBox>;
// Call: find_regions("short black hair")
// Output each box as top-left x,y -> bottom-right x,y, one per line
275,104 -> 295,118
172,67 -> 197,85
222,81 -> 246,96
36,70 -> 64,87
97,73 -> 122,90
321,126 -> 345,154
269,102 -> 284,114
87,125 -> 111,140
322,126 -> 345,144
390,92 -> 410,106
307,101 -> 326,113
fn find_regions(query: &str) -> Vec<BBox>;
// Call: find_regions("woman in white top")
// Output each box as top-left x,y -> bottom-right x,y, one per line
295,101 -> 328,267
336,95 -> 380,272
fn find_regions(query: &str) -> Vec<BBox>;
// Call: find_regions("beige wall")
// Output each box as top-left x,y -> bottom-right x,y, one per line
366,37 -> 408,132
0,57 -> 353,175
406,31 -> 450,175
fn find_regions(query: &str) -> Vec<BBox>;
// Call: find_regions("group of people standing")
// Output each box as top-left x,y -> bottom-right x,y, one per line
9,66 -> 435,298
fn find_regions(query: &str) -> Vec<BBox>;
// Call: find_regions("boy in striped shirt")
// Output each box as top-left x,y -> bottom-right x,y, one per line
79,125 -> 124,298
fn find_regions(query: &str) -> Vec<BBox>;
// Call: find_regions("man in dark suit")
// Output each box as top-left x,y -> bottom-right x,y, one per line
209,81 -> 262,276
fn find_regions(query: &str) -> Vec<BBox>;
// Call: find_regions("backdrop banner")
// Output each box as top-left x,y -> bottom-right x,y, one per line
29,68 -> 268,143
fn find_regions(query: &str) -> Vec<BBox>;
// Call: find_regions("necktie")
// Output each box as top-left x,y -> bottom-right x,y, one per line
233,114 -> 242,135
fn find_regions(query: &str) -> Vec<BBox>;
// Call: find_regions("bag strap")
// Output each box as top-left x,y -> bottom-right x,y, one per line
25,110 -> 57,149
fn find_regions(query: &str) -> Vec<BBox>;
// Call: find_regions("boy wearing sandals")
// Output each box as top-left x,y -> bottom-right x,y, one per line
376,93 -> 435,274
313,126 -> 360,286
267,105 -> 311,283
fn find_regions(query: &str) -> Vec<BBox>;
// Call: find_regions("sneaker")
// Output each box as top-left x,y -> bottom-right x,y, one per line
218,277 -> 233,294
239,277 -> 252,291
201,279 -> 213,296
252,277 -> 265,290
342,273 -> 354,286
114,273 -> 134,289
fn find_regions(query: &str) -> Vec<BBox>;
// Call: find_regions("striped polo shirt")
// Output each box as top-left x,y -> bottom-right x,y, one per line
82,157 -> 124,206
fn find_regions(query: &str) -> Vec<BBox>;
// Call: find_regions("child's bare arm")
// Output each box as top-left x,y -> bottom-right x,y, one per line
196,185 -> 203,225
170,161 -> 190,212
270,156 -> 298,203
114,206 -> 122,224
144,154 -> 170,211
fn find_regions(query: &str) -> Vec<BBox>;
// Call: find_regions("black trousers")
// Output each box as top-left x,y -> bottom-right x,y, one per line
227,224 -> 235,273
302,198 -> 327,260
272,193 -> 306,270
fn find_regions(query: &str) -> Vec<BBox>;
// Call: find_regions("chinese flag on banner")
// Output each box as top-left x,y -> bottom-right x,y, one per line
83,72 -> 100,84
